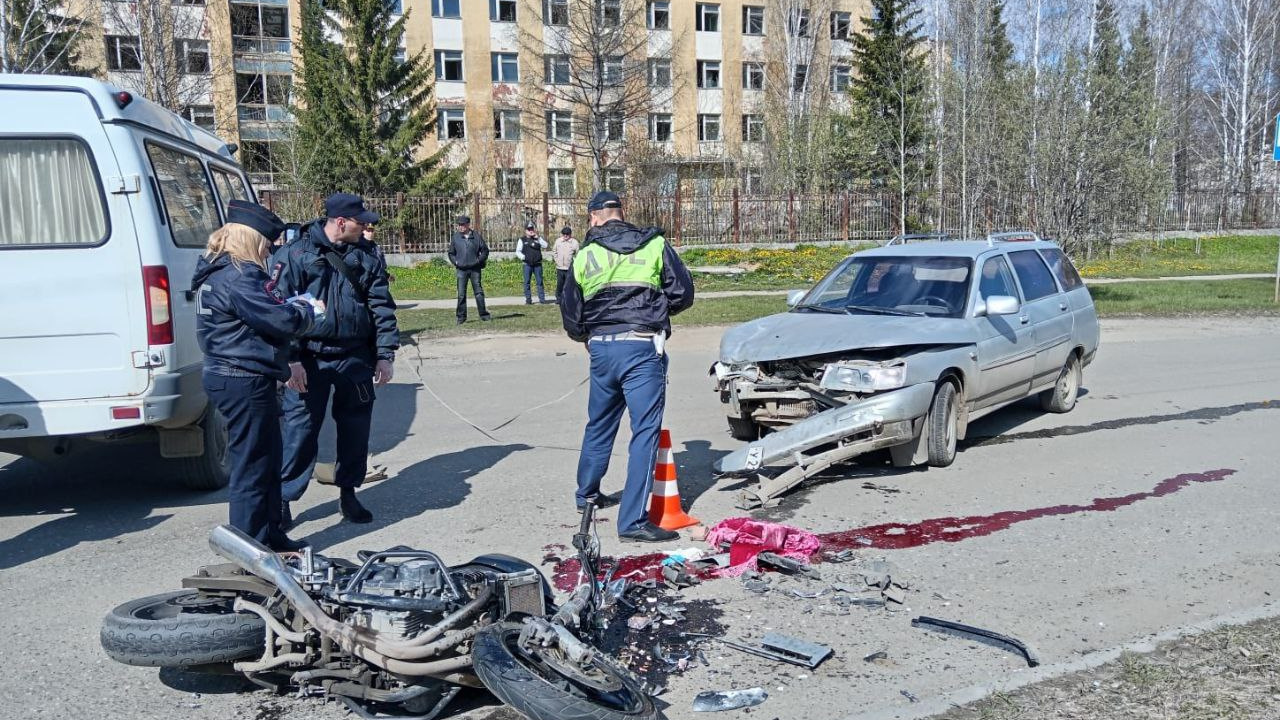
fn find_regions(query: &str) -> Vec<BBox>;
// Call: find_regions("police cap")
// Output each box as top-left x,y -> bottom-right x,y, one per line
325,192 -> 380,224
226,199 -> 286,242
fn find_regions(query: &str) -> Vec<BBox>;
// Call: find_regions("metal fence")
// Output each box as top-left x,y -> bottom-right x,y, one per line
258,189 -> 1280,255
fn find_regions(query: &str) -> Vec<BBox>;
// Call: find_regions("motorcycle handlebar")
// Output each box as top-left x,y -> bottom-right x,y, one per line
578,501 -> 596,536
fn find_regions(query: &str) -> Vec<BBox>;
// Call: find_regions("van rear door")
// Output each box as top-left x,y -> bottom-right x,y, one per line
0,88 -> 150,403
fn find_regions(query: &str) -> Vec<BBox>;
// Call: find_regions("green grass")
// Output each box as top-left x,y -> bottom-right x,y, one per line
396,279 -> 1279,339
389,236 -> 1280,300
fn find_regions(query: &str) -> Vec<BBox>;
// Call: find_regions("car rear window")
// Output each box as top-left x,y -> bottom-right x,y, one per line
1008,249 -> 1059,301
1039,247 -> 1084,291
0,138 -> 107,247
147,143 -> 221,248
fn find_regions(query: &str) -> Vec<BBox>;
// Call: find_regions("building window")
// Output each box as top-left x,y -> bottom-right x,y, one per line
597,114 -> 623,142
601,56 -> 623,85
831,64 -> 851,92
175,0 -> 206,5
432,0 -> 460,18
830,11 -> 851,40
793,64 -> 808,91
545,55 -> 570,84
231,3 -> 289,39
603,168 -> 625,192
742,114 -> 764,143
240,140 -> 278,182
435,50 -> 463,81
788,9 -> 810,36
183,105 -> 216,131
648,113 -> 672,141
698,114 -> 721,142
491,52 -> 519,82
104,35 -> 141,71
696,60 -> 721,89
743,168 -> 763,194
178,39 -> 210,74
497,168 -> 524,196
393,46 -> 407,63
548,168 -> 576,196
648,58 -> 671,87
695,3 -> 719,32
742,61 -> 763,90
544,0 -> 568,25
386,0 -> 402,13
547,111 -> 573,141
647,1 -> 669,29
494,109 -> 521,140
236,72 -> 291,108
598,0 -> 621,27
490,0 -> 516,22
742,5 -> 764,35
438,108 -> 466,139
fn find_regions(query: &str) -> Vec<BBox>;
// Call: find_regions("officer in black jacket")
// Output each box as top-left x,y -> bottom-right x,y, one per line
193,200 -> 321,552
272,193 -> 399,527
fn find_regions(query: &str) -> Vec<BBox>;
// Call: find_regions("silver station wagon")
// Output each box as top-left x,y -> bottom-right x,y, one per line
712,235 -> 1100,508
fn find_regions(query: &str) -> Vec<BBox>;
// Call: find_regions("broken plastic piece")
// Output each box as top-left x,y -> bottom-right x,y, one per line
717,633 -> 832,669
863,650 -> 889,663
824,549 -> 856,563
662,562 -> 700,588
757,552 -> 821,580
911,616 -> 1041,667
627,615 -> 654,631
692,687 -> 768,712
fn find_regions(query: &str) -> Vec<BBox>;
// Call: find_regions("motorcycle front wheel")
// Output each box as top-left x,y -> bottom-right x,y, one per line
472,621 -> 660,720
100,590 -> 265,667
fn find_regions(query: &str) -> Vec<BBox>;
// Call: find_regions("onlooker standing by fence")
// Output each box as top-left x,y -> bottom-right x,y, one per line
516,223 -> 550,304
448,215 -> 491,324
553,226 -> 579,304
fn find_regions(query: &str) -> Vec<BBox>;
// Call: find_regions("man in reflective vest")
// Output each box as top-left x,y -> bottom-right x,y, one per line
560,191 -> 695,543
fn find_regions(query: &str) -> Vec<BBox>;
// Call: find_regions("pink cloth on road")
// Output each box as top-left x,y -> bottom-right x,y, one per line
704,517 -> 821,577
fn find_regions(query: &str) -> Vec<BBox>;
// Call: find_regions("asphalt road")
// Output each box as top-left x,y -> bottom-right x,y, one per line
1,316 -> 1278,720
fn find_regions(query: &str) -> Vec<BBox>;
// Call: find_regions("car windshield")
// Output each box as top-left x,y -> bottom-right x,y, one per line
796,255 -> 972,318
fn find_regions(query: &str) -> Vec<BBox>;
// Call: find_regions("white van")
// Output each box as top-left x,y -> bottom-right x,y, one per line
0,75 -> 256,489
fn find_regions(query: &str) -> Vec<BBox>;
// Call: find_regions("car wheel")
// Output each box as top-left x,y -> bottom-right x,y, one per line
927,381 -> 959,468
174,408 -> 230,491
727,415 -> 760,442
1039,353 -> 1081,413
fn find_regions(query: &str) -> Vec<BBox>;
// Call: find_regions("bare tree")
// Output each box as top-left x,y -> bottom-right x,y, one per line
1,0 -> 85,73
517,0 -> 682,188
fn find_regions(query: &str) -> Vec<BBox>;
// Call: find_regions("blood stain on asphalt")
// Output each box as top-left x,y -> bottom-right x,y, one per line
550,468 -> 1236,591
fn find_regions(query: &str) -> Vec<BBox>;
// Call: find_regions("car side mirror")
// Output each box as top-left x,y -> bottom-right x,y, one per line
786,289 -> 807,307
981,295 -> 1021,316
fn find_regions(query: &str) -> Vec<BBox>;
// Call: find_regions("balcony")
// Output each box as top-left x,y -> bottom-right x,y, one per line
237,104 -> 292,124
233,36 -> 291,56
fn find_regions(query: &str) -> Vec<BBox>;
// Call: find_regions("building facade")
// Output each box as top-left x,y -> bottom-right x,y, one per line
77,0 -> 865,194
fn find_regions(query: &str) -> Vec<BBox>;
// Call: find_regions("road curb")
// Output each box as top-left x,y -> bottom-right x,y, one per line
846,600 -> 1280,720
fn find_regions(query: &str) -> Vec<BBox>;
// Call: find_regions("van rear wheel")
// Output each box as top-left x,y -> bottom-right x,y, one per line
175,409 -> 230,491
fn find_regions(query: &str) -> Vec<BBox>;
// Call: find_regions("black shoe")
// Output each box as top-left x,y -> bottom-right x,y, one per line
456,318 -> 466,325
525,299 -> 533,305
577,491 -> 621,511
280,502 -> 295,532
619,523 -> 679,544
340,488 -> 373,524
481,315 -> 493,322
268,533 -> 310,553
539,300 -> 551,304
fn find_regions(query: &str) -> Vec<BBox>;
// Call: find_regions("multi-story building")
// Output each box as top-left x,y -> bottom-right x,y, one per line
76,0 -> 864,194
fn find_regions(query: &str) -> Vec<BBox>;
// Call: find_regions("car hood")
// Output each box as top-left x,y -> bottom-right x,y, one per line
719,311 -> 978,363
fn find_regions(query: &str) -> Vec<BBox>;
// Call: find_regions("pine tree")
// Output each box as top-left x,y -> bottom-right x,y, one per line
1,0 -> 85,74
289,0 -> 461,195
838,0 -> 930,231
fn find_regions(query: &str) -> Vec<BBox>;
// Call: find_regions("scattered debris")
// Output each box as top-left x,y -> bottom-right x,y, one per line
627,615 -> 654,631
758,552 -> 822,580
790,587 -> 829,599
883,585 -> 907,605
862,481 -> 901,494
692,687 -> 768,712
823,548 -> 858,563
901,689 -> 919,703
689,553 -> 731,570
912,616 -> 1041,667
864,650 -> 889,663
716,633 -> 833,669
662,561 -> 700,589
834,595 -> 883,609
741,571 -> 772,594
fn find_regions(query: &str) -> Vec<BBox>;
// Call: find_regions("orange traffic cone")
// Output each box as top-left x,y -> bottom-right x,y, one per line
648,429 -> 700,530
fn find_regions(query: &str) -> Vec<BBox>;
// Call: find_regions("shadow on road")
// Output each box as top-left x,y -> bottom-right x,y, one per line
674,439 -> 729,510
296,443 -> 532,550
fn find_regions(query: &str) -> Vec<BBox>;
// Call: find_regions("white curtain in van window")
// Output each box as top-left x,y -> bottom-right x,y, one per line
0,139 -> 108,246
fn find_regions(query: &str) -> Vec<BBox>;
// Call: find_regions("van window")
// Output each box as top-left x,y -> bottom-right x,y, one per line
146,143 -> 220,248
1008,249 -> 1059,301
211,167 -> 251,205
0,138 -> 107,247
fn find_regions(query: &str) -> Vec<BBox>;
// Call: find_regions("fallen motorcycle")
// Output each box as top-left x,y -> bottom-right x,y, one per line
100,502 -> 658,719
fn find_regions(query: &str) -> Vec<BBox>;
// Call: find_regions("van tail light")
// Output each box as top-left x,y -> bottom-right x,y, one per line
143,265 -> 174,345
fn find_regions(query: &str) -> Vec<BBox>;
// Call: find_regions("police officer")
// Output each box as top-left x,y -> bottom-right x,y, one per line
193,200 -> 322,552
273,193 -> 399,527
560,191 -> 695,543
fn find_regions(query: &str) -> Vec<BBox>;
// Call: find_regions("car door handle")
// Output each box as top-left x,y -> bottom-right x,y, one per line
1019,315 -> 1030,324
1059,302 -> 1068,311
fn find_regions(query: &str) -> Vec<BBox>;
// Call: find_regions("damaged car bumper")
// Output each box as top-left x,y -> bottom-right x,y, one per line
715,382 -> 935,476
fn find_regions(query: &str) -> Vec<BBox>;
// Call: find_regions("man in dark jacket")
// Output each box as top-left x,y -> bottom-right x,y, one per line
560,191 -> 695,543
272,193 -> 398,526
448,215 -> 491,324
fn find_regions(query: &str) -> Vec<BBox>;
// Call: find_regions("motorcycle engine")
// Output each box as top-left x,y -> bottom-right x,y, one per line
346,558 -> 452,641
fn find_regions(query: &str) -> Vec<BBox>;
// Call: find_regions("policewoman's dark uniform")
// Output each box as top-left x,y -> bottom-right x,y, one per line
192,202 -> 315,550
272,198 -> 398,514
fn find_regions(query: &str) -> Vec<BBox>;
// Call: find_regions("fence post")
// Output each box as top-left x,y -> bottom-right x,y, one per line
788,191 -> 796,242
542,192 -> 550,239
473,194 -> 481,231
261,190 -> 273,211
732,187 -> 740,244
673,185 -> 682,245
842,192 -> 850,243
395,192 -> 405,254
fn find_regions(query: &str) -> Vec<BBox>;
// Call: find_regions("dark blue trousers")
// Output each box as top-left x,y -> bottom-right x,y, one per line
203,372 -> 283,546
280,353 -> 376,503
575,338 -> 668,533
522,263 -> 545,302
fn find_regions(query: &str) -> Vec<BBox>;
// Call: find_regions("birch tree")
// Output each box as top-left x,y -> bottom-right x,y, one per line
1,0 -> 84,74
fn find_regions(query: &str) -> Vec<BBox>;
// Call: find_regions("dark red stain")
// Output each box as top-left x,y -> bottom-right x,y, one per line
549,468 -> 1236,592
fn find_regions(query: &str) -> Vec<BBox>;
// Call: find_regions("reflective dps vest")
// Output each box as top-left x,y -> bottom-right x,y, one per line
573,235 -> 666,300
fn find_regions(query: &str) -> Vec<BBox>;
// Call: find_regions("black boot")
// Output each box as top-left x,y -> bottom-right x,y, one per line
268,533 -> 310,553
280,502 -> 294,532
340,488 -> 373,524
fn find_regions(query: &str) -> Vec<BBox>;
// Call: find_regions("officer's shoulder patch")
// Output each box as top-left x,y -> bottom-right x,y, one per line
265,262 -> 284,292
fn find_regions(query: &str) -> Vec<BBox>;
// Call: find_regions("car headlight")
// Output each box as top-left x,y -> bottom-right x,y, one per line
713,362 -> 759,381
819,362 -> 906,392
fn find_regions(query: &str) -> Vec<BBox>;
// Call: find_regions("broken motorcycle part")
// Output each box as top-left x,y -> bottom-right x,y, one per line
662,562 -> 699,588
692,687 -> 768,712
911,616 -> 1041,667
756,552 -> 821,580
716,633 -> 832,669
